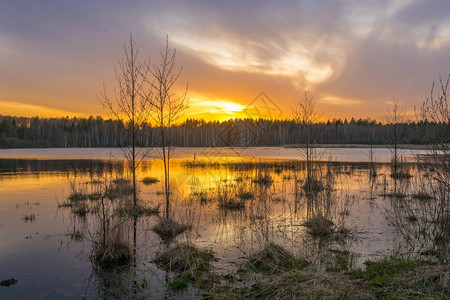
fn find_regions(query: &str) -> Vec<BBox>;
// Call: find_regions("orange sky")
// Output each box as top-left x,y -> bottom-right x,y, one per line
1,1 -> 449,122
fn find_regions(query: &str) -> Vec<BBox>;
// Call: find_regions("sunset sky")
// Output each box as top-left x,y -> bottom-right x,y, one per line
1,0 -> 449,122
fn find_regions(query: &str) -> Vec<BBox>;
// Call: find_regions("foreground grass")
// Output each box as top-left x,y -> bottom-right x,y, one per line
203,256 -> 449,300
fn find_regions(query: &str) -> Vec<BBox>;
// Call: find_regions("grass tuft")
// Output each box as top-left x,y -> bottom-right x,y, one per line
67,230 -> 83,241
253,174 -> 273,186
68,192 -> 88,202
92,231 -> 132,268
154,242 -> 214,279
411,192 -> 434,201
218,199 -> 245,211
22,214 -> 36,222
116,203 -> 160,218
302,214 -> 334,237
142,177 -> 160,185
390,172 -> 413,179
152,218 -> 191,241
88,193 -> 102,201
302,178 -> 325,194
106,179 -> 134,199
238,191 -> 254,200
247,243 -> 295,274
167,276 -> 189,291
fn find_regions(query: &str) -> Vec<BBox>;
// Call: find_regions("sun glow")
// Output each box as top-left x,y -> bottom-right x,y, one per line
185,94 -> 247,122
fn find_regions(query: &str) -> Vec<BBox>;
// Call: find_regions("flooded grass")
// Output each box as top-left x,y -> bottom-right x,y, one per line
154,243 -> 214,279
67,230 -> 84,241
22,214 -> 36,222
142,176 -> 160,185
91,231 -> 132,268
152,218 -> 191,241
68,192 -> 88,201
218,198 -> 245,210
115,203 -> 160,218
247,243 -> 294,274
237,191 -> 254,200
302,214 -> 334,237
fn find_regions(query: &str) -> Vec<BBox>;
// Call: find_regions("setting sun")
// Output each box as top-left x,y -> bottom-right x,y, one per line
185,94 -> 247,122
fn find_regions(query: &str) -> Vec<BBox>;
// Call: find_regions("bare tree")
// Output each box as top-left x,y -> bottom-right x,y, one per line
292,91 -> 321,193
420,75 -> 449,257
386,99 -> 407,178
148,36 -> 189,219
420,74 -> 450,188
98,34 -> 152,207
368,125 -> 377,177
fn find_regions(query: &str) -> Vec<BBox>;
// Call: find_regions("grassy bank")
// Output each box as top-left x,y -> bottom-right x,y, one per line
204,255 -> 449,299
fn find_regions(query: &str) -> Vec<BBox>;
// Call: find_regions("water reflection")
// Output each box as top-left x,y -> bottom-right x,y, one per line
0,157 -> 445,298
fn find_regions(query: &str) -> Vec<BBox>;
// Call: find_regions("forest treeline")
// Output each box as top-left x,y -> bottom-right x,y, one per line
0,114 -> 446,148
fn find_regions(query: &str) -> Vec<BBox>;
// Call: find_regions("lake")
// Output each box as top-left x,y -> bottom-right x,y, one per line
0,147 -> 440,299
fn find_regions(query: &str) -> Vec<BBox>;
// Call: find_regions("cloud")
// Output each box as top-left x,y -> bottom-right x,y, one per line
0,0 -> 449,120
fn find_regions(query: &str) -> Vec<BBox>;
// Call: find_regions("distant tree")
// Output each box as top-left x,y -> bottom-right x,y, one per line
148,36 -> 189,219
386,99 -> 407,177
98,34 -> 152,207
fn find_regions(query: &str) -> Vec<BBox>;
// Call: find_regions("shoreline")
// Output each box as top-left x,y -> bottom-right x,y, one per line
0,144 -> 436,151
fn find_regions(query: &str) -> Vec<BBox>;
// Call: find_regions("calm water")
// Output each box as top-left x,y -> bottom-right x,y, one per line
0,147 -> 430,299
0,146 -> 427,162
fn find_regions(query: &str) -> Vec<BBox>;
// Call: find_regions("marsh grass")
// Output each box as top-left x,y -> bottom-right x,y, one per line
349,257 -> 449,299
58,201 -> 73,208
67,230 -> 83,241
68,192 -> 88,202
88,193 -> 102,201
152,218 -> 191,241
106,179 -> 134,199
142,176 -> 159,185
246,256 -> 449,300
302,177 -> 325,194
253,174 -> 273,186
325,249 -> 357,272
71,201 -> 90,217
302,214 -> 334,237
250,269 -> 373,300
167,276 -> 189,291
238,191 -> 254,200
115,203 -> 160,218
390,172 -> 413,179
22,214 -> 36,222
193,191 -> 209,204
381,191 -> 407,199
218,198 -> 245,211
154,243 -> 214,279
411,191 -> 434,201
92,229 -> 132,268
382,176 -> 450,261
247,243 -> 295,274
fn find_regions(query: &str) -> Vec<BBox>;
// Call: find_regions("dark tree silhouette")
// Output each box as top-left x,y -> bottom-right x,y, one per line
98,34 -> 153,207
148,36 -> 189,219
